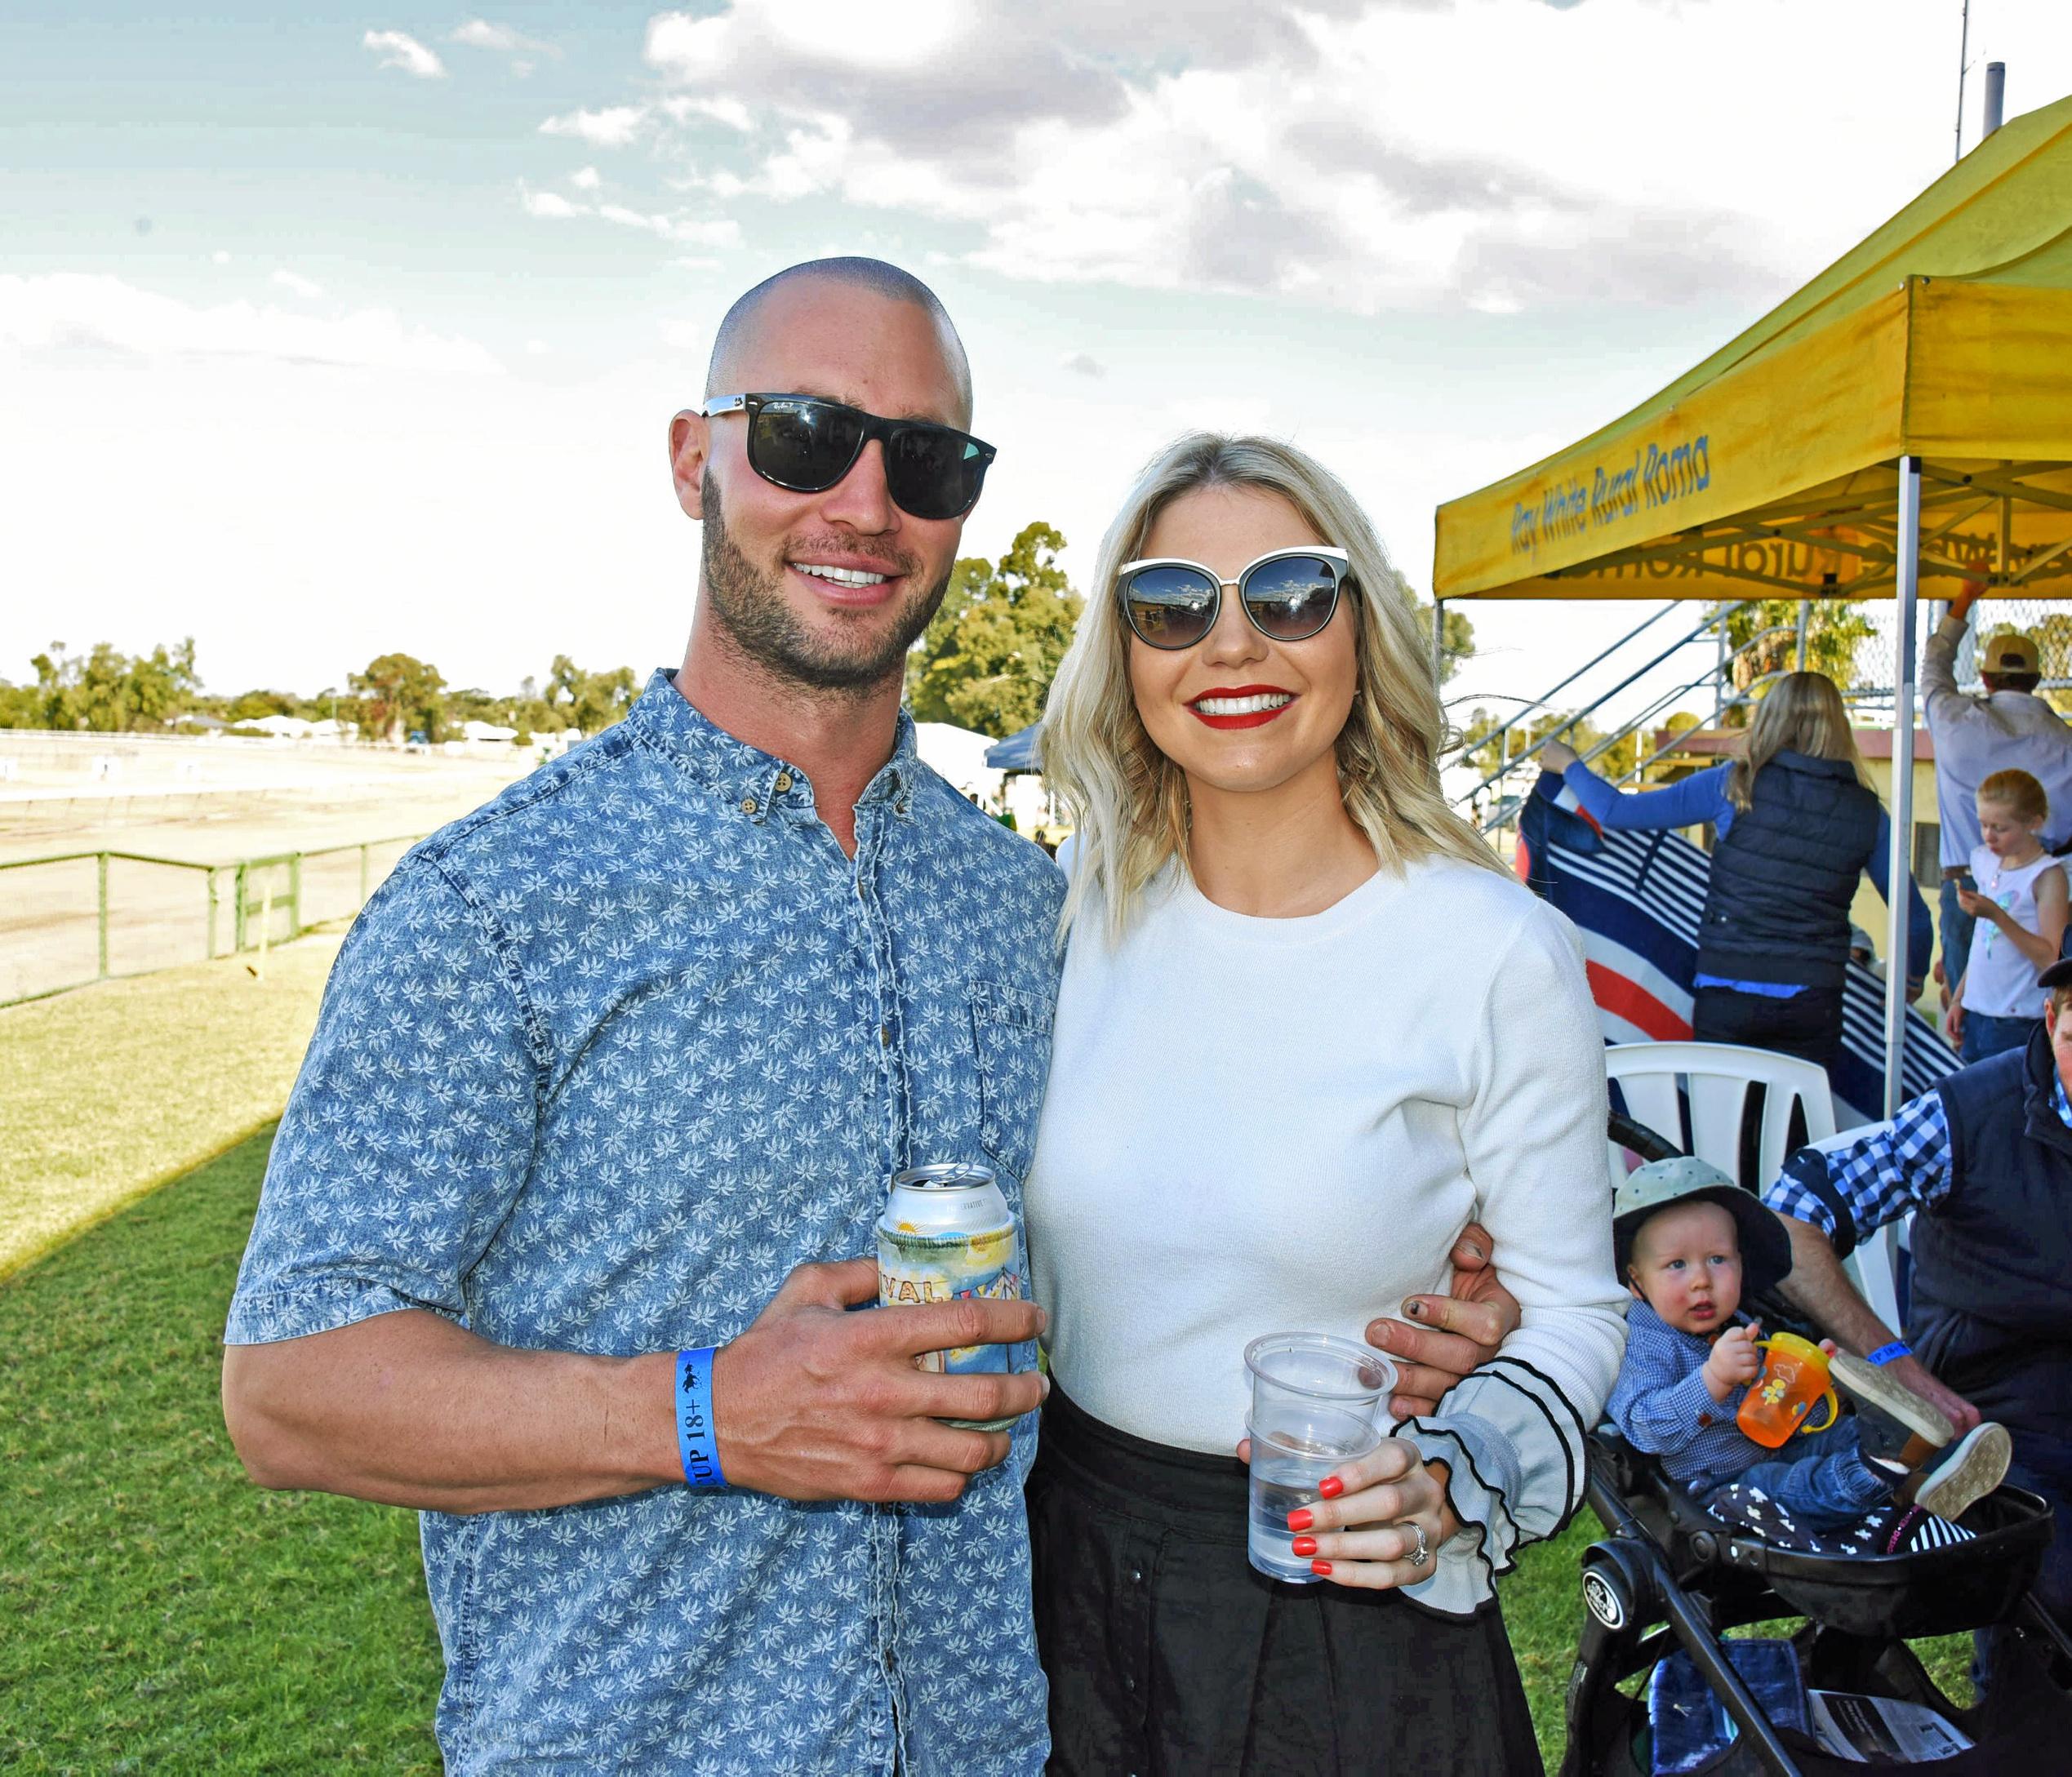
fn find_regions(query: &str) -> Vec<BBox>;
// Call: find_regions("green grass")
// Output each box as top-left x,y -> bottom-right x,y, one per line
0,944 -> 1975,1770
0,931 -> 342,1278
0,1125 -> 1588,1769
0,1127 -> 445,1775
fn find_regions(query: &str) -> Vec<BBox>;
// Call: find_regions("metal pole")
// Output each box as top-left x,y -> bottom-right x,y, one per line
96,852 -> 109,980
1430,599 -> 1445,683
1712,606 -> 1728,727
207,867 -> 219,960
1885,457 -> 1923,1117
234,862 -> 248,953
1984,62 -> 2006,138
289,851 -> 303,940
358,842 -> 371,907
1795,601 -> 1811,673
1954,0 -> 1972,162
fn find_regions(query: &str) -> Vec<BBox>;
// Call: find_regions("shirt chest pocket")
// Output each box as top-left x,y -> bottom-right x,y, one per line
970,978 -> 1055,1180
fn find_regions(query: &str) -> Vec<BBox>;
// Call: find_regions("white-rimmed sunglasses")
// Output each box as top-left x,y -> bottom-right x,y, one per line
1117,547 -> 1353,651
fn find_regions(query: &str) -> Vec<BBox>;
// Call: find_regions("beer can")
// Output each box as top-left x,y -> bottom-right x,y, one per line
878,1162 -> 1028,1432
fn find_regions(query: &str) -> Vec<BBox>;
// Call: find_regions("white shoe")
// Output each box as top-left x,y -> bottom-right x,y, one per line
1909,1423 -> 2012,1522
1830,1351 -> 1956,1445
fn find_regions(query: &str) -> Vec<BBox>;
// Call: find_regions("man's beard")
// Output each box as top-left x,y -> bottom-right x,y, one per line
700,470 -> 949,695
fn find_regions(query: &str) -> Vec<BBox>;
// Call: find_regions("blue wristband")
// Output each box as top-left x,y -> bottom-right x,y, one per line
1866,1341 -> 1910,1366
674,1348 -> 727,1489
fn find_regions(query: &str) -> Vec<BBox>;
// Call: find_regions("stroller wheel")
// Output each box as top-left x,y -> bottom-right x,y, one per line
1581,1544 -> 1654,1633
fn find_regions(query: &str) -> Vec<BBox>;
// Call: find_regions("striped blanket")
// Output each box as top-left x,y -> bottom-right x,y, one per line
1517,770 -> 1959,1130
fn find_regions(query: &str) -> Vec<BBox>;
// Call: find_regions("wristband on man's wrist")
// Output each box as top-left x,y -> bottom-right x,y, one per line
1866,1340 -> 1910,1367
674,1347 -> 727,1489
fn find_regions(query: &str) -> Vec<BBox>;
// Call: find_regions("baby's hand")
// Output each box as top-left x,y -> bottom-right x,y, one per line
1703,1322 -> 1763,1395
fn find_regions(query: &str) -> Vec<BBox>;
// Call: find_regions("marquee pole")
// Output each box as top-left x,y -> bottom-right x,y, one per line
1884,457 -> 1922,1117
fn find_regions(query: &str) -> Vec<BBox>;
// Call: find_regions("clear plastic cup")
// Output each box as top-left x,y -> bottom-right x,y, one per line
1243,1332 -> 1396,1584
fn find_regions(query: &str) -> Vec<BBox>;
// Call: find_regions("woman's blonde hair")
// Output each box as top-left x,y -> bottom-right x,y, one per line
1040,433 -> 1501,940
1727,670 -> 1870,811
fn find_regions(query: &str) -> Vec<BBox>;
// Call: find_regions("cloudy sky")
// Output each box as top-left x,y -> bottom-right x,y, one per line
4,0 -> 2069,722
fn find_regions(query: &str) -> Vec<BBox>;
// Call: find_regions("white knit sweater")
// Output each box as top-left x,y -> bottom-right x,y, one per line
1026,855 -> 1628,1615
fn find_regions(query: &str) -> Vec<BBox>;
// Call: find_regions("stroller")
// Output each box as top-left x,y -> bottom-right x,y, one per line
1560,1112 -> 2072,1776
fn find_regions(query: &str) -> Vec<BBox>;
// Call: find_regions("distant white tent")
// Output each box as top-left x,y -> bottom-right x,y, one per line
460,719 -> 519,743
248,714 -> 315,738
913,722 -> 1005,804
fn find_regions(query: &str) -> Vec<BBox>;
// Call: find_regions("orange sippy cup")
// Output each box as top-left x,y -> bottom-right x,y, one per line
1735,1331 -> 1840,1449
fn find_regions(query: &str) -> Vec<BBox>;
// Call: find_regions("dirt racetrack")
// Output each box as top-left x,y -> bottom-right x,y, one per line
2,734 -> 535,1005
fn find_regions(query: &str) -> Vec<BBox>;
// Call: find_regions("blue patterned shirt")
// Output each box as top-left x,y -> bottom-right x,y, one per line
226,673 -> 1064,1776
1763,1062 -> 2072,1255
1607,1300 -> 1774,1494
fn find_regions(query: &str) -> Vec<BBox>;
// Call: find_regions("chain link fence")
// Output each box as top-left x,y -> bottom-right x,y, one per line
1847,596 -> 2072,711
0,834 -> 421,1009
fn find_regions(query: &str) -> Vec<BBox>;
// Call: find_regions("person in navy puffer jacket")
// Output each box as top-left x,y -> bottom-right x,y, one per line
1541,670 -> 1932,1070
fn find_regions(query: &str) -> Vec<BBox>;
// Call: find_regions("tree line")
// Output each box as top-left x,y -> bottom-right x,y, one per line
0,643 -> 639,747
2,519 -> 1473,747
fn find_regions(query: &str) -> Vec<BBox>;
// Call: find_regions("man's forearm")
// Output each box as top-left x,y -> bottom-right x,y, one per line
1775,1215 -> 1900,1356
1921,617 -> 1963,704
223,1308 -> 679,1513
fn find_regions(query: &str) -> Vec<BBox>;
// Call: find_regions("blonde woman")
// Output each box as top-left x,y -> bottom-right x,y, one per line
1025,435 -> 1625,1775
1539,669 -> 1933,1068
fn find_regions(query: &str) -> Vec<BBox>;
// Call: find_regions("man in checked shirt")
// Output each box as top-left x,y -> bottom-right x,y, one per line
1761,956 -> 2072,1660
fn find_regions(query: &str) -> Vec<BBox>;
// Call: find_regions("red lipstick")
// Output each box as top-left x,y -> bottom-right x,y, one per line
1186,684 -> 1296,731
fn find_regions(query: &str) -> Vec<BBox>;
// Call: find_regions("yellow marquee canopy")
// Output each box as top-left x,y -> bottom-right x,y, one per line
1434,92 -> 2072,605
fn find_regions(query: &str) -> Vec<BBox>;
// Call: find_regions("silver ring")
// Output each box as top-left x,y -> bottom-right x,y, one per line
1407,1522 -> 1430,1567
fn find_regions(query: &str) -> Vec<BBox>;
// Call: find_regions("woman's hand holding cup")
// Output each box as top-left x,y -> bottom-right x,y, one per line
1283,1441 -> 1456,1589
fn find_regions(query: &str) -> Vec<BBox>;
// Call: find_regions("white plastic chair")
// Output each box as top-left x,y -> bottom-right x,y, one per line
1604,1042 -> 1905,1331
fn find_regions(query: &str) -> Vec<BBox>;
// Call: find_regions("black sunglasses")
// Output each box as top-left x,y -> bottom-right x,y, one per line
700,393 -> 996,522
1118,547 -> 1354,651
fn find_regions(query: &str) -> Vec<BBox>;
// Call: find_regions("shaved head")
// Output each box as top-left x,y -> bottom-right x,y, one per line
705,256 -> 973,425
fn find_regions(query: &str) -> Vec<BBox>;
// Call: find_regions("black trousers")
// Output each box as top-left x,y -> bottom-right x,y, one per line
1028,1387 -> 1543,1776
1691,983 -> 1845,1071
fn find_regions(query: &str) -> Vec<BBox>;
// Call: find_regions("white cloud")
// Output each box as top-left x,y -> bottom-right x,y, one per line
211,250 -> 232,264
539,104 -> 648,147
660,94 -> 754,132
525,337 -> 549,354
450,19 -> 558,56
0,273 -> 500,376
570,165 -> 602,190
271,269 -> 325,300
519,184 -> 738,247
621,0 -> 2040,315
1061,353 -> 1104,378
361,29 -> 446,80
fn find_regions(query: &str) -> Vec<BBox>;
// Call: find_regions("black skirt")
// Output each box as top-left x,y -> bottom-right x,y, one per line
1027,1385 -> 1544,1777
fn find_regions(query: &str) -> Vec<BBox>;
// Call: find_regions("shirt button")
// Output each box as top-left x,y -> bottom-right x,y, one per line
880,1023 -> 892,1047
1123,1675 -> 1136,1693
774,771 -> 794,794
1697,1412 -> 1714,1427
739,797 -> 757,815
1129,1568 -> 1144,1585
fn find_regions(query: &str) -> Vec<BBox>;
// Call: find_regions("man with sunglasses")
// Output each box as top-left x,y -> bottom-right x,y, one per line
222,258 -> 1055,1775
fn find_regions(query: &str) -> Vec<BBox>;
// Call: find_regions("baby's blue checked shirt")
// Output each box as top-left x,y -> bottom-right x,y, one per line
226,673 -> 1064,1776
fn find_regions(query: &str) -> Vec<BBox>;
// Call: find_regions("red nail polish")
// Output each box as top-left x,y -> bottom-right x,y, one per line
1318,1476 -> 1345,1499
1310,1559 -> 1333,1576
1287,1508 -> 1314,1531
1292,1535 -> 1318,1557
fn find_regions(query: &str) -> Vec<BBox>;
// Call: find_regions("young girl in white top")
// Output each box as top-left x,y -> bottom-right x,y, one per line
1952,767 -> 2070,1063
1025,434 -> 1625,1775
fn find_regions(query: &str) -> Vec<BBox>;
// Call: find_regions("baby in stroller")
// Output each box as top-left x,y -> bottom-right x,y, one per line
1607,1157 -> 2012,1548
